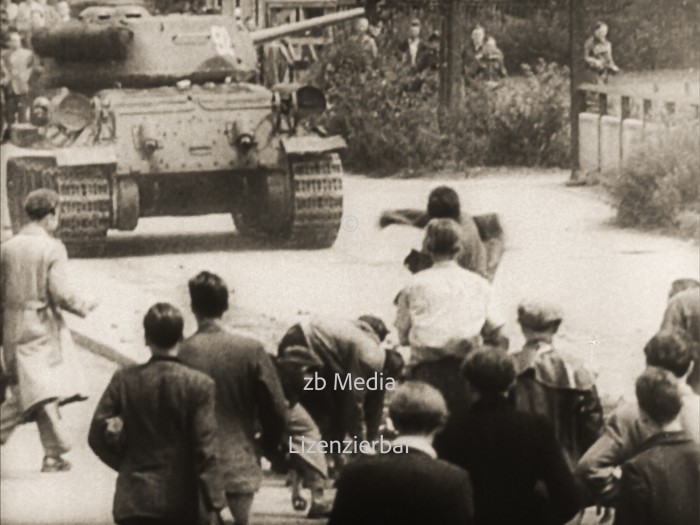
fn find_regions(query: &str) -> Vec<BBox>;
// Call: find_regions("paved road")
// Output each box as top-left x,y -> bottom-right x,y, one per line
64,171 -> 698,402
1,170 -> 698,524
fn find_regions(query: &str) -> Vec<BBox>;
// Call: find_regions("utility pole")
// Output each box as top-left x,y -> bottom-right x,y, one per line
439,0 -> 465,126
569,0 -> 586,183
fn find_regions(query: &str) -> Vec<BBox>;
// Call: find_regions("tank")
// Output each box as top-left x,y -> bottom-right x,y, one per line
5,6 -> 365,254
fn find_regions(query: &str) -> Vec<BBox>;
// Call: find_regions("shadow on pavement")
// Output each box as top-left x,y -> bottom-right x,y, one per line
72,231 -> 287,259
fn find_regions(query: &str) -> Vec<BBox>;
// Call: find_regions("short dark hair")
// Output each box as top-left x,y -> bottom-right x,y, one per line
423,218 -> 462,258
358,315 -> 389,342
462,348 -> 515,395
143,303 -> 184,350
389,381 -> 448,435
24,188 -> 59,221
636,367 -> 682,426
644,330 -> 692,378
188,271 -> 229,318
427,186 -> 461,221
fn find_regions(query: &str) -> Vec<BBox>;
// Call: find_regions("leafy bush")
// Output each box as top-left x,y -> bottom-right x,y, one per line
487,61 -> 570,166
318,26 -> 571,174
606,125 -> 699,229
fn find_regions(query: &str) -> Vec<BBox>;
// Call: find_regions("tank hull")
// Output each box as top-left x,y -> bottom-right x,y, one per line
6,5 -> 365,254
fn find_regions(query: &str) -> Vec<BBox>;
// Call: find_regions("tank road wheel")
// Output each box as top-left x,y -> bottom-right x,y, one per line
234,153 -> 343,249
6,157 -> 113,257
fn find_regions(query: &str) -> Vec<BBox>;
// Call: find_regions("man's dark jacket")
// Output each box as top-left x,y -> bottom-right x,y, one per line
434,396 -> 580,525
614,431 -> 700,525
328,447 -> 474,525
88,356 -> 224,524
179,320 -> 288,494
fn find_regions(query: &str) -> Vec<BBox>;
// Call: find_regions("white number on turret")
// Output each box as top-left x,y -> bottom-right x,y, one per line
210,26 -> 235,58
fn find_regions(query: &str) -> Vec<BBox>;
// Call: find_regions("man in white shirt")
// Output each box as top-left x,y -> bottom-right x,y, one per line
395,218 -> 505,364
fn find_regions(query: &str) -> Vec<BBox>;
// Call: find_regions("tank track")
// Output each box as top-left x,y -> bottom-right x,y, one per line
6,158 -> 112,256
287,153 -> 343,248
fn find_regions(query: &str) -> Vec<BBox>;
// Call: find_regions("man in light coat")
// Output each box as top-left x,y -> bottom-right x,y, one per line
1,188 -> 96,472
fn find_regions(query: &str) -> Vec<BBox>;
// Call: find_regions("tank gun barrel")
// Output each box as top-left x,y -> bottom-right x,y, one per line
251,7 -> 365,45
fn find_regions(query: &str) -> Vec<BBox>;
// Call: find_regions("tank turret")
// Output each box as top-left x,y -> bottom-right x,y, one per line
30,7 -> 364,91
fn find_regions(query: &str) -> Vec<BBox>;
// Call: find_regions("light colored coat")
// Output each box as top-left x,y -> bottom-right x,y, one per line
1,223 -> 90,414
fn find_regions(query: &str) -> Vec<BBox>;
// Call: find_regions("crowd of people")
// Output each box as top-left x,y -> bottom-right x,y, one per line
349,15 -> 508,83
1,0 -> 68,134
1,185 -> 698,525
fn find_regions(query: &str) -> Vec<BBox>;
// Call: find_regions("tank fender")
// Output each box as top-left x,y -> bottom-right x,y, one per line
54,146 -> 117,167
281,135 -> 346,156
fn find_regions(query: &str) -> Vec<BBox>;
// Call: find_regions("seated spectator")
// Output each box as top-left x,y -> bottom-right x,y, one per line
88,303 -> 225,525
480,36 -> 507,79
584,21 -> 619,84
576,330 -> 699,503
661,279 -> 699,393
614,367 -> 699,525
510,300 -> 604,468
328,381 -> 474,525
435,349 -> 581,525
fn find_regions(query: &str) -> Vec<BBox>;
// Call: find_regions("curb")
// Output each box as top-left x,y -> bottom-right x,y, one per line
69,329 -> 138,368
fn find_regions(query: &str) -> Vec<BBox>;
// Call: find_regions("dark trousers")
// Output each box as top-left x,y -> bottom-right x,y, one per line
4,91 -> 29,125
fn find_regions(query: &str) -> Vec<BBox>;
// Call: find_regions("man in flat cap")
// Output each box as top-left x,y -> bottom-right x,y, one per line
510,300 -> 603,470
1,188 -> 97,471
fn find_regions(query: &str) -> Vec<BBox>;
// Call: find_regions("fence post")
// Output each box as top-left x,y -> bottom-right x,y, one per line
619,95 -> 630,170
621,95 -> 631,120
642,99 -> 652,141
665,102 -> 676,123
596,92 -> 607,173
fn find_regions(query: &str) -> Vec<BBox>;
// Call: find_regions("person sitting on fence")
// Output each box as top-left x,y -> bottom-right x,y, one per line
584,21 -> 619,84
480,36 -> 507,80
